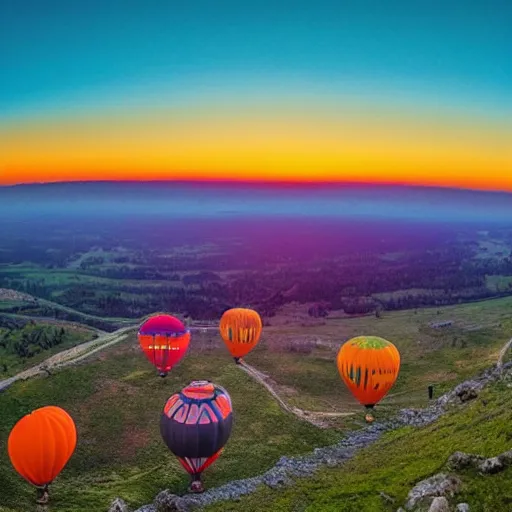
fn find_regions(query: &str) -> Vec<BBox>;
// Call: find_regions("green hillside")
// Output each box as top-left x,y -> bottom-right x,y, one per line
205,376 -> 512,512
0,321 -> 96,377
0,338 -> 340,512
0,296 -> 511,512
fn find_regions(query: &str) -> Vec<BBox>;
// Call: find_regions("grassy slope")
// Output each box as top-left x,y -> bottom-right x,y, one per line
205,379 -> 512,512
249,297 -> 512,416
0,324 -> 97,377
0,297 -> 510,510
0,334 -> 340,512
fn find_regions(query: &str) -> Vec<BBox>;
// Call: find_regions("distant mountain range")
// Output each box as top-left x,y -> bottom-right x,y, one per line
1,180 -> 512,224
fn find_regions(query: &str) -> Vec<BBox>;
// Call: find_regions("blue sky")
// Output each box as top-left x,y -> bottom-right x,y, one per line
1,0 -> 510,119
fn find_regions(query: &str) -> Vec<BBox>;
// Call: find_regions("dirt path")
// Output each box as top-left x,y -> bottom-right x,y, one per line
0,325 -> 137,392
0,319 -> 216,393
239,334 -> 512,428
238,360 -> 354,428
498,337 -> 512,368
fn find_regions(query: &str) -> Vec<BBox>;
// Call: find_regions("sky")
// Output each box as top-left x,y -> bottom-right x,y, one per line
0,0 -> 511,190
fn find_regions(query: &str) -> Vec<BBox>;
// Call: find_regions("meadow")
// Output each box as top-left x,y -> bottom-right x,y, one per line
1,295 -> 511,511
246,297 -> 512,418
0,336 -> 340,512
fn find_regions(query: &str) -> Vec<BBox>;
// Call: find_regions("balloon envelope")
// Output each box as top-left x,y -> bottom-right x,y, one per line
336,336 -> 400,407
8,406 -> 77,487
219,308 -> 262,360
138,314 -> 190,375
160,381 -> 233,477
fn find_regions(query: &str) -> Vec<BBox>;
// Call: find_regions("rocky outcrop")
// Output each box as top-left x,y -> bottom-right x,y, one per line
436,362 -> 512,407
404,474 -> 461,510
447,449 -> 512,475
455,504 -> 470,512
447,451 -> 485,470
428,497 -> 450,512
154,490 -> 190,511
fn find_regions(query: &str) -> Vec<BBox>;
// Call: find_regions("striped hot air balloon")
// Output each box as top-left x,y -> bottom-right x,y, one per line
219,308 -> 262,363
336,336 -> 400,422
160,381 -> 233,493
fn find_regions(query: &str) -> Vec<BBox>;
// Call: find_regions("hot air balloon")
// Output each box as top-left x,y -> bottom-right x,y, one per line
8,405 -> 77,504
336,336 -> 400,422
138,314 -> 190,377
160,380 -> 233,493
219,307 -> 262,363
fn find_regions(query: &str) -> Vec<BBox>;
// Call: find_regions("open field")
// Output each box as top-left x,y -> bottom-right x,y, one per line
0,212 -> 511,511
0,293 -> 510,511
245,296 -> 512,420
0,335 -> 341,512
2,219 -> 512,324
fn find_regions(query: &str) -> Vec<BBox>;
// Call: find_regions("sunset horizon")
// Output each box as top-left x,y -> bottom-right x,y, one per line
2,177 -> 512,196
2,1 -> 510,193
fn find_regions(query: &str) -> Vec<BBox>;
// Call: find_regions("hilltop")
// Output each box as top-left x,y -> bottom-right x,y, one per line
0,295 -> 511,512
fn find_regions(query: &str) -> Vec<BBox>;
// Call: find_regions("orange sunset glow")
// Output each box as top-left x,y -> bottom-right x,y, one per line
1,102 -> 511,191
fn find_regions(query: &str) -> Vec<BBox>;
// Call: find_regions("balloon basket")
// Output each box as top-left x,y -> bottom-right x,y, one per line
189,479 -> 205,494
364,412 -> 375,424
36,485 -> 49,505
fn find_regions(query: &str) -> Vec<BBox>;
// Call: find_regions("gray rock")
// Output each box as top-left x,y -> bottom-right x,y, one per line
455,382 -> 480,403
447,451 -> 485,470
262,469 -> 294,489
497,449 -> 512,466
456,504 -> 470,512
109,498 -> 130,512
154,490 -> 189,512
405,473 -> 461,510
479,456 -> 504,474
429,497 -> 450,512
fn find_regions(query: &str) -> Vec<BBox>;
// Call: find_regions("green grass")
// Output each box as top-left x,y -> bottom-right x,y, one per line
0,264 -> 174,288
246,298 -> 512,417
1,296 -> 511,511
0,323 -> 96,377
204,379 -> 512,512
372,288 -> 441,301
0,335 -> 341,512
486,275 -> 512,292
0,301 -> 29,312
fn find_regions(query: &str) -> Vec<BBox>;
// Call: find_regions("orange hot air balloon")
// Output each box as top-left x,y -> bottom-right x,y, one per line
8,405 -> 77,504
336,336 -> 400,422
219,308 -> 262,363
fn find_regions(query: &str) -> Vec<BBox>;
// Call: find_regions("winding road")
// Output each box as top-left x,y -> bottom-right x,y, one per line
238,360 -> 354,428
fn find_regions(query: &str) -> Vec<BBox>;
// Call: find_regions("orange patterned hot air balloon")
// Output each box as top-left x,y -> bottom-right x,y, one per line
336,336 -> 400,422
219,308 -> 262,363
8,405 -> 77,504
